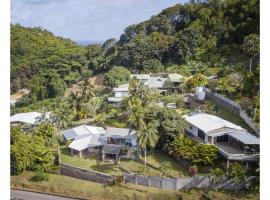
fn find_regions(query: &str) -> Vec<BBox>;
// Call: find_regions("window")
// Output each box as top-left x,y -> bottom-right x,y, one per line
217,135 -> 228,143
198,129 -> 205,140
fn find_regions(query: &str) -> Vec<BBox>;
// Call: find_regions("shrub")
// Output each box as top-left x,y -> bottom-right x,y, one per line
30,170 -> 49,182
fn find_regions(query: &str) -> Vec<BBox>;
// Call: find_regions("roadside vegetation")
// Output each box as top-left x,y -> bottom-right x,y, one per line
11,171 -> 259,200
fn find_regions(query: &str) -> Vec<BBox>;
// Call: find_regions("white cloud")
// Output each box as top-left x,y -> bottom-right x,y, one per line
11,0 -> 185,41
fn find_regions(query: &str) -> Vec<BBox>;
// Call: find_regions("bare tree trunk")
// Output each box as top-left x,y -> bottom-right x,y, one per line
249,57 -> 253,73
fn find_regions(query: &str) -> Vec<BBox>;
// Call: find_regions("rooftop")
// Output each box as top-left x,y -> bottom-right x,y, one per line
10,112 -> 50,125
131,74 -> 150,80
168,73 -> 183,82
183,112 -> 244,133
62,125 -> 105,140
69,134 -> 105,151
105,127 -> 136,138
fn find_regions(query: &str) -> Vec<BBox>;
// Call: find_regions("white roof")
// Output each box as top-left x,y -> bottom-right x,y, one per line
183,112 -> 244,133
69,134 -> 105,151
10,112 -> 50,125
149,76 -> 166,88
131,74 -> 150,80
168,73 -> 183,82
62,125 -> 105,140
105,127 -> 136,139
113,84 -> 129,92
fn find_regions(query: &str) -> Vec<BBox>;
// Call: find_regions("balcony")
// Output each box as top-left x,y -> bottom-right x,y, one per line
215,142 -> 259,161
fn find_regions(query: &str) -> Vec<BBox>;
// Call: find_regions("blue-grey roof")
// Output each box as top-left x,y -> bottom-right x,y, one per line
227,132 -> 260,145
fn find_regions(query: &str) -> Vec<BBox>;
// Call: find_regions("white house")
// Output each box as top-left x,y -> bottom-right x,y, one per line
102,127 -> 137,161
108,83 -> 129,104
183,112 -> 260,168
62,125 -> 106,157
10,112 -> 51,125
62,125 -> 138,160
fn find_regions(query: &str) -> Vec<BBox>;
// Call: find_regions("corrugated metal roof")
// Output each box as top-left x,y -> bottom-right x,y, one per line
10,112 -> 50,125
183,112 -> 244,133
105,127 -> 136,138
149,76 -> 166,88
69,134 -> 105,151
227,132 -> 260,145
168,73 -> 183,82
131,74 -> 150,80
62,125 -> 105,140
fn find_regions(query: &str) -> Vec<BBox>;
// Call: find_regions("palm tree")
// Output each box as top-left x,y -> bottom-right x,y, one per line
229,162 -> 246,193
136,120 -> 159,172
78,78 -> 95,102
68,91 -> 81,111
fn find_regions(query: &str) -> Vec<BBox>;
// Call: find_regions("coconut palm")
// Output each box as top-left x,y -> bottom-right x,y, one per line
78,78 -> 95,102
136,120 -> 159,172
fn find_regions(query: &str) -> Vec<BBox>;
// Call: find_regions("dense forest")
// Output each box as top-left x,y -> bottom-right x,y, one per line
11,0 -> 259,114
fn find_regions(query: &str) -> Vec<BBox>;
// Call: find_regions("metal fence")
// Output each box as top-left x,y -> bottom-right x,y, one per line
123,173 -> 257,191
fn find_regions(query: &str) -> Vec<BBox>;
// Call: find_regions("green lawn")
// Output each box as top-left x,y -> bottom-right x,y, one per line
60,146 -> 122,176
146,151 -> 189,178
60,146 -> 189,178
11,171 -> 259,200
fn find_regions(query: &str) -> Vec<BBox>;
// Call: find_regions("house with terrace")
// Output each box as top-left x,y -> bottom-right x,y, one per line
102,127 -> 137,161
62,125 -> 106,157
62,125 -> 138,160
183,112 -> 260,169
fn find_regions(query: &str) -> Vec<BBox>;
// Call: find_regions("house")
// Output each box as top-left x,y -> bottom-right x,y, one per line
62,125 -> 106,157
108,73 -> 184,104
102,127 -> 137,161
62,125 -> 138,160
10,112 -> 50,126
183,112 -> 260,169
108,83 -> 129,104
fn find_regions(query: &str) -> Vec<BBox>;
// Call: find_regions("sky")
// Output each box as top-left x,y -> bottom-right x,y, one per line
11,0 -> 186,42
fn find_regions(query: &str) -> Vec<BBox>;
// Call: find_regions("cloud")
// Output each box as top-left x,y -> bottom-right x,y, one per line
11,0 -> 185,41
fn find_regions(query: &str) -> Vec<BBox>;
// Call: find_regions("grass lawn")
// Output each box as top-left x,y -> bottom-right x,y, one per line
119,151 -> 189,178
60,146 -> 122,176
11,171 -> 259,200
146,151 -> 189,178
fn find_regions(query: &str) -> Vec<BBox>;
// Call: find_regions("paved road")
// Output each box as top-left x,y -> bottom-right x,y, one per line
11,189 -> 77,200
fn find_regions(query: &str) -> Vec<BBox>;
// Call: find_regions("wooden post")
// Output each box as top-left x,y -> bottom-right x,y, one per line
79,150 -> 82,158
70,148 -> 73,156
102,153 -> 105,161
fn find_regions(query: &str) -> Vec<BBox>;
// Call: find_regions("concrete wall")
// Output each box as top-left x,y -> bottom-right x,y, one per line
124,173 -> 257,191
205,88 -> 259,135
60,163 -> 115,184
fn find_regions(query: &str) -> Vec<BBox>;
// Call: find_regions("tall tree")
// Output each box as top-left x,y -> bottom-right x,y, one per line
242,34 -> 260,72
136,120 -> 159,172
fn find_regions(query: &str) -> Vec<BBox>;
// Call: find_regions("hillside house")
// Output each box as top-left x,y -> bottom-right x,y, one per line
10,112 -> 51,126
183,112 -> 260,169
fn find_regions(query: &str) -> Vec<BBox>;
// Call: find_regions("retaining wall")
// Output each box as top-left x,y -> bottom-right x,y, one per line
60,163 -> 115,184
204,88 -> 259,135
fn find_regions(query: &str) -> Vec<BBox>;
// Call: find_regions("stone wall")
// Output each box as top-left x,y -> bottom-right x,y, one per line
124,173 -> 257,191
60,163 -> 115,184
204,88 -> 259,135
